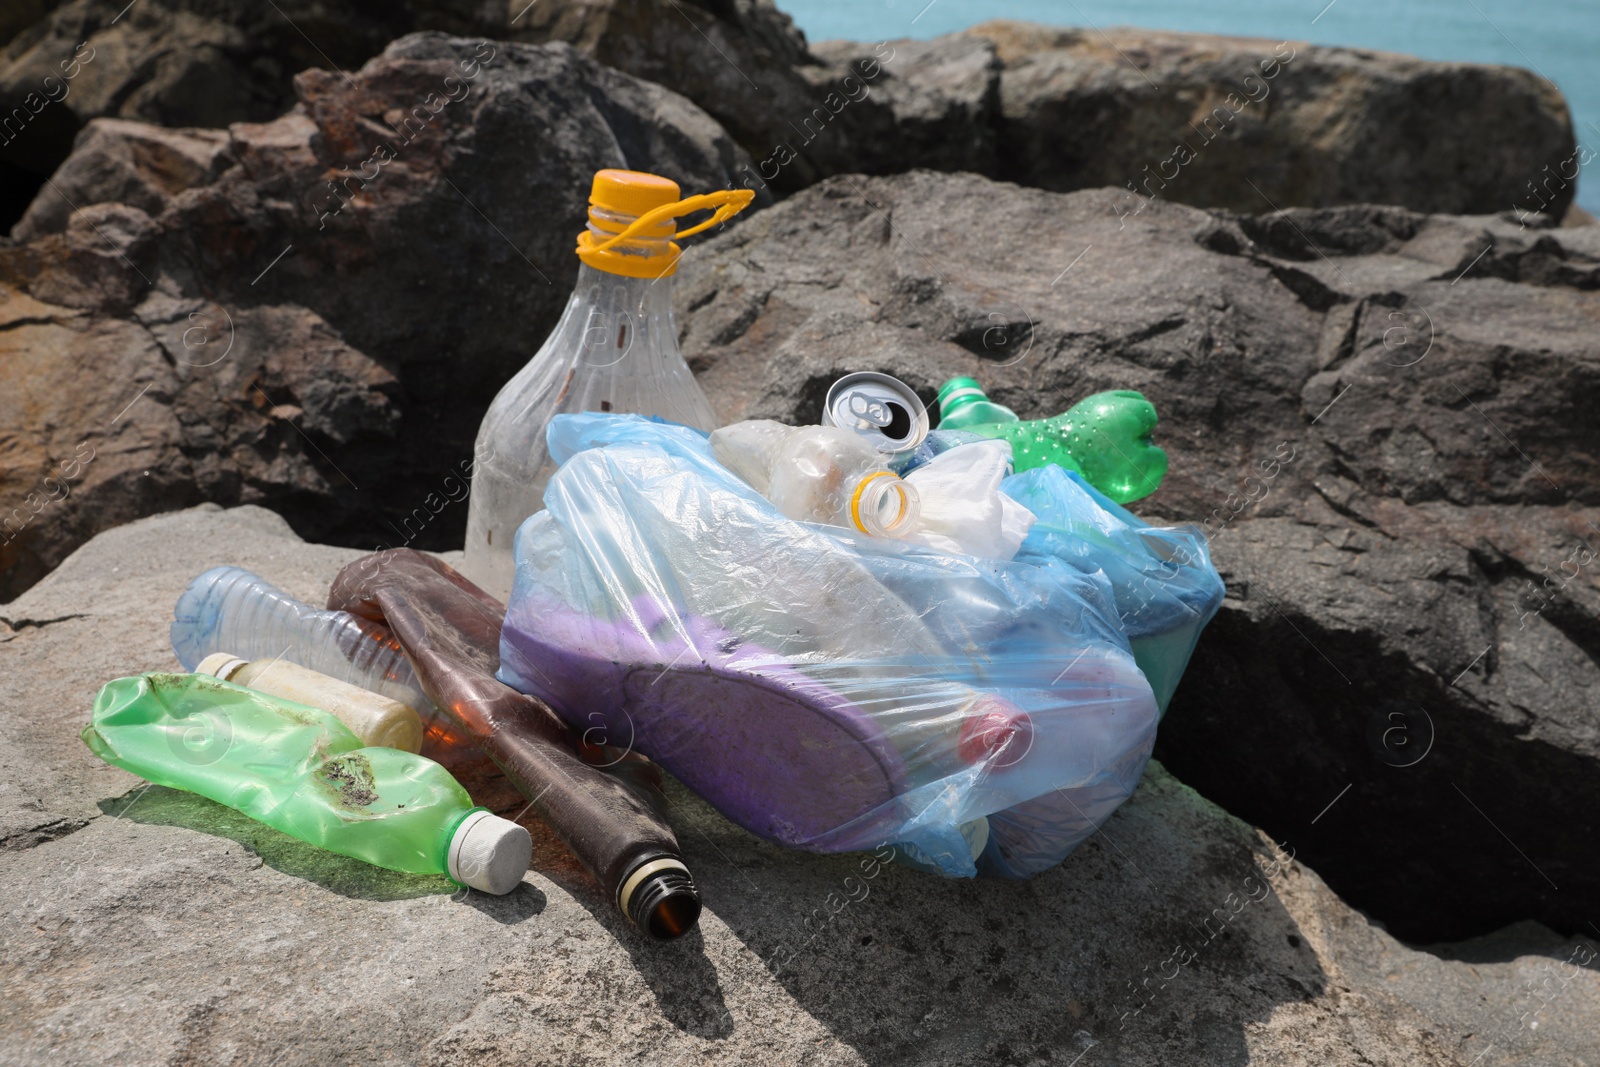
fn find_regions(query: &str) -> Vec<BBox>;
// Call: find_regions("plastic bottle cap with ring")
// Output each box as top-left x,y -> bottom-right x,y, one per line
576,169 -> 755,279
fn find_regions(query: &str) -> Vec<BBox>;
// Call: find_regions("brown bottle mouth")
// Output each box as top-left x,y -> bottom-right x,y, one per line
618,857 -> 701,940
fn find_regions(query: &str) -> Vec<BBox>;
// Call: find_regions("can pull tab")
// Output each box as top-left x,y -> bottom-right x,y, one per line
848,392 -> 896,428
589,188 -> 756,254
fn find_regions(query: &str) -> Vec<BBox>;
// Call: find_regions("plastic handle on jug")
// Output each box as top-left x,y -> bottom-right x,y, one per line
587,189 -> 756,255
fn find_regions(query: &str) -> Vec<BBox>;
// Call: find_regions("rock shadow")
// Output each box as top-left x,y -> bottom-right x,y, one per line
656,773 -> 1328,1066
538,860 -> 735,1041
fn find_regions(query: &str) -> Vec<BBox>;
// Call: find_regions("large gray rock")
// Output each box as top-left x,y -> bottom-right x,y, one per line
0,31 -> 751,602
970,21 -> 1579,217
4,503 -> 1598,1065
673,169 -> 1600,942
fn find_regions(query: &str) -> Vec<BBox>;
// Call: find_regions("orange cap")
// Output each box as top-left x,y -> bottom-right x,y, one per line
587,170 -> 680,238
576,169 -> 755,279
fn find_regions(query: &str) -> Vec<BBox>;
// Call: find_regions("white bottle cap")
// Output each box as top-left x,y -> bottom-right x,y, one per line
447,810 -> 532,895
195,652 -> 249,681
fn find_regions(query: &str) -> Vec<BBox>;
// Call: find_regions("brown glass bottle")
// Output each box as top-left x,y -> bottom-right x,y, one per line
328,549 -> 699,939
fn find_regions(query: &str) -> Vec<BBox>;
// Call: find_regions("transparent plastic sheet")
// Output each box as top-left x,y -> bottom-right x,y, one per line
493,416 -> 1206,879
1004,466 -> 1225,714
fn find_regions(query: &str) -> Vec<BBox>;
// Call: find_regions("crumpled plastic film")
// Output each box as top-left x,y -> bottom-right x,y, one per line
1004,465 -> 1224,715
492,415 -> 1217,879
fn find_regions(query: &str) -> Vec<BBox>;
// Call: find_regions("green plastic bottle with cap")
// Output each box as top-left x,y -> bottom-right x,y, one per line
935,379 -> 1168,504
81,672 -> 531,894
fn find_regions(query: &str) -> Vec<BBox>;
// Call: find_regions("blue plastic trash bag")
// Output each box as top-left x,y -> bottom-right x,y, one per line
496,414 -> 1213,878
1005,466 -> 1224,714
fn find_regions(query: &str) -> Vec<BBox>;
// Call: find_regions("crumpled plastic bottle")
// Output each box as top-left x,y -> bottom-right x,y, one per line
170,566 -> 453,745
936,381 -> 1169,504
82,672 -> 531,894
712,421 -> 921,538
710,420 -> 1035,559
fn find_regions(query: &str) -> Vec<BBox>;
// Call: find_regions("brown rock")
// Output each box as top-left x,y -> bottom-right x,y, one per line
0,32 -> 754,601
12,118 -> 230,241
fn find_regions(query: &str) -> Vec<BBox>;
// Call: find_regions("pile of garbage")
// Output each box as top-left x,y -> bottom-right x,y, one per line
79,169 -> 1223,940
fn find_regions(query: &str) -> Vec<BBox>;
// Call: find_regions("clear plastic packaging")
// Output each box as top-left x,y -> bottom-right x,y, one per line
170,567 -> 448,740
902,439 -> 1036,559
711,421 -> 920,539
712,421 -> 1034,557
82,673 -> 530,893
495,414 -> 1186,879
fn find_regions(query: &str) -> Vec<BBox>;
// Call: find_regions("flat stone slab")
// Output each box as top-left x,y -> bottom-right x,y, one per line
2,504 -> 1597,1065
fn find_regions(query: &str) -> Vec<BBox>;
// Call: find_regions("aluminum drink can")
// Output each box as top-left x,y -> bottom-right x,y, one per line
822,372 -> 930,454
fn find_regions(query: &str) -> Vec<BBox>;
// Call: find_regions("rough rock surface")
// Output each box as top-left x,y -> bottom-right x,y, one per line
4,503 -> 1599,1065
674,169 -> 1600,943
0,31 -> 750,601
0,2 -> 1578,226
970,21 -> 1578,218
0,0 -> 797,224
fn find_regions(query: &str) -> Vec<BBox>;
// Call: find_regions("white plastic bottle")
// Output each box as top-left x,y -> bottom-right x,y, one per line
714,421 -> 1035,559
460,169 -> 754,599
195,652 -> 424,753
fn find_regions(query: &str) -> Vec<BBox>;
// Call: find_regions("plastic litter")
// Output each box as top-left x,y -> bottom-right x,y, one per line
194,652 -> 424,753
460,169 -> 755,600
170,566 -> 456,747
1005,465 -> 1225,714
82,672 -> 530,894
822,371 -> 930,454
327,549 -> 701,939
935,376 -> 1019,431
903,439 -> 1036,560
936,379 -> 1169,504
496,413 -> 1165,879
711,421 -> 921,539
712,422 -> 1034,559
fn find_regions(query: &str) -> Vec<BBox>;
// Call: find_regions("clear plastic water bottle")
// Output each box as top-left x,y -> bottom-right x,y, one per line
459,169 -> 755,600
170,566 -> 442,733
710,420 -> 922,539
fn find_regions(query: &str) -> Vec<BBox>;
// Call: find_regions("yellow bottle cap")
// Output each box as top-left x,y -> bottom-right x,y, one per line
576,169 -> 755,279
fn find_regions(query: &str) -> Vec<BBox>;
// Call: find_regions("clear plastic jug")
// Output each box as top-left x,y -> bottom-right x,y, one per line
459,169 -> 754,599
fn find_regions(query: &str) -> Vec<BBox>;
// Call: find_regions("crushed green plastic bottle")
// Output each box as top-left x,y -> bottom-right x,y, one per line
81,673 -> 529,891
935,377 -> 1020,431
957,387 -> 1168,504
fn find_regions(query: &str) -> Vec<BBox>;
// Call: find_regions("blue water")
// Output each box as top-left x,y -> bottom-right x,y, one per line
784,0 -> 1598,214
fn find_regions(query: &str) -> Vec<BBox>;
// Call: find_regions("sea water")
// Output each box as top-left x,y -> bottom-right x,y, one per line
784,0 -> 1597,214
